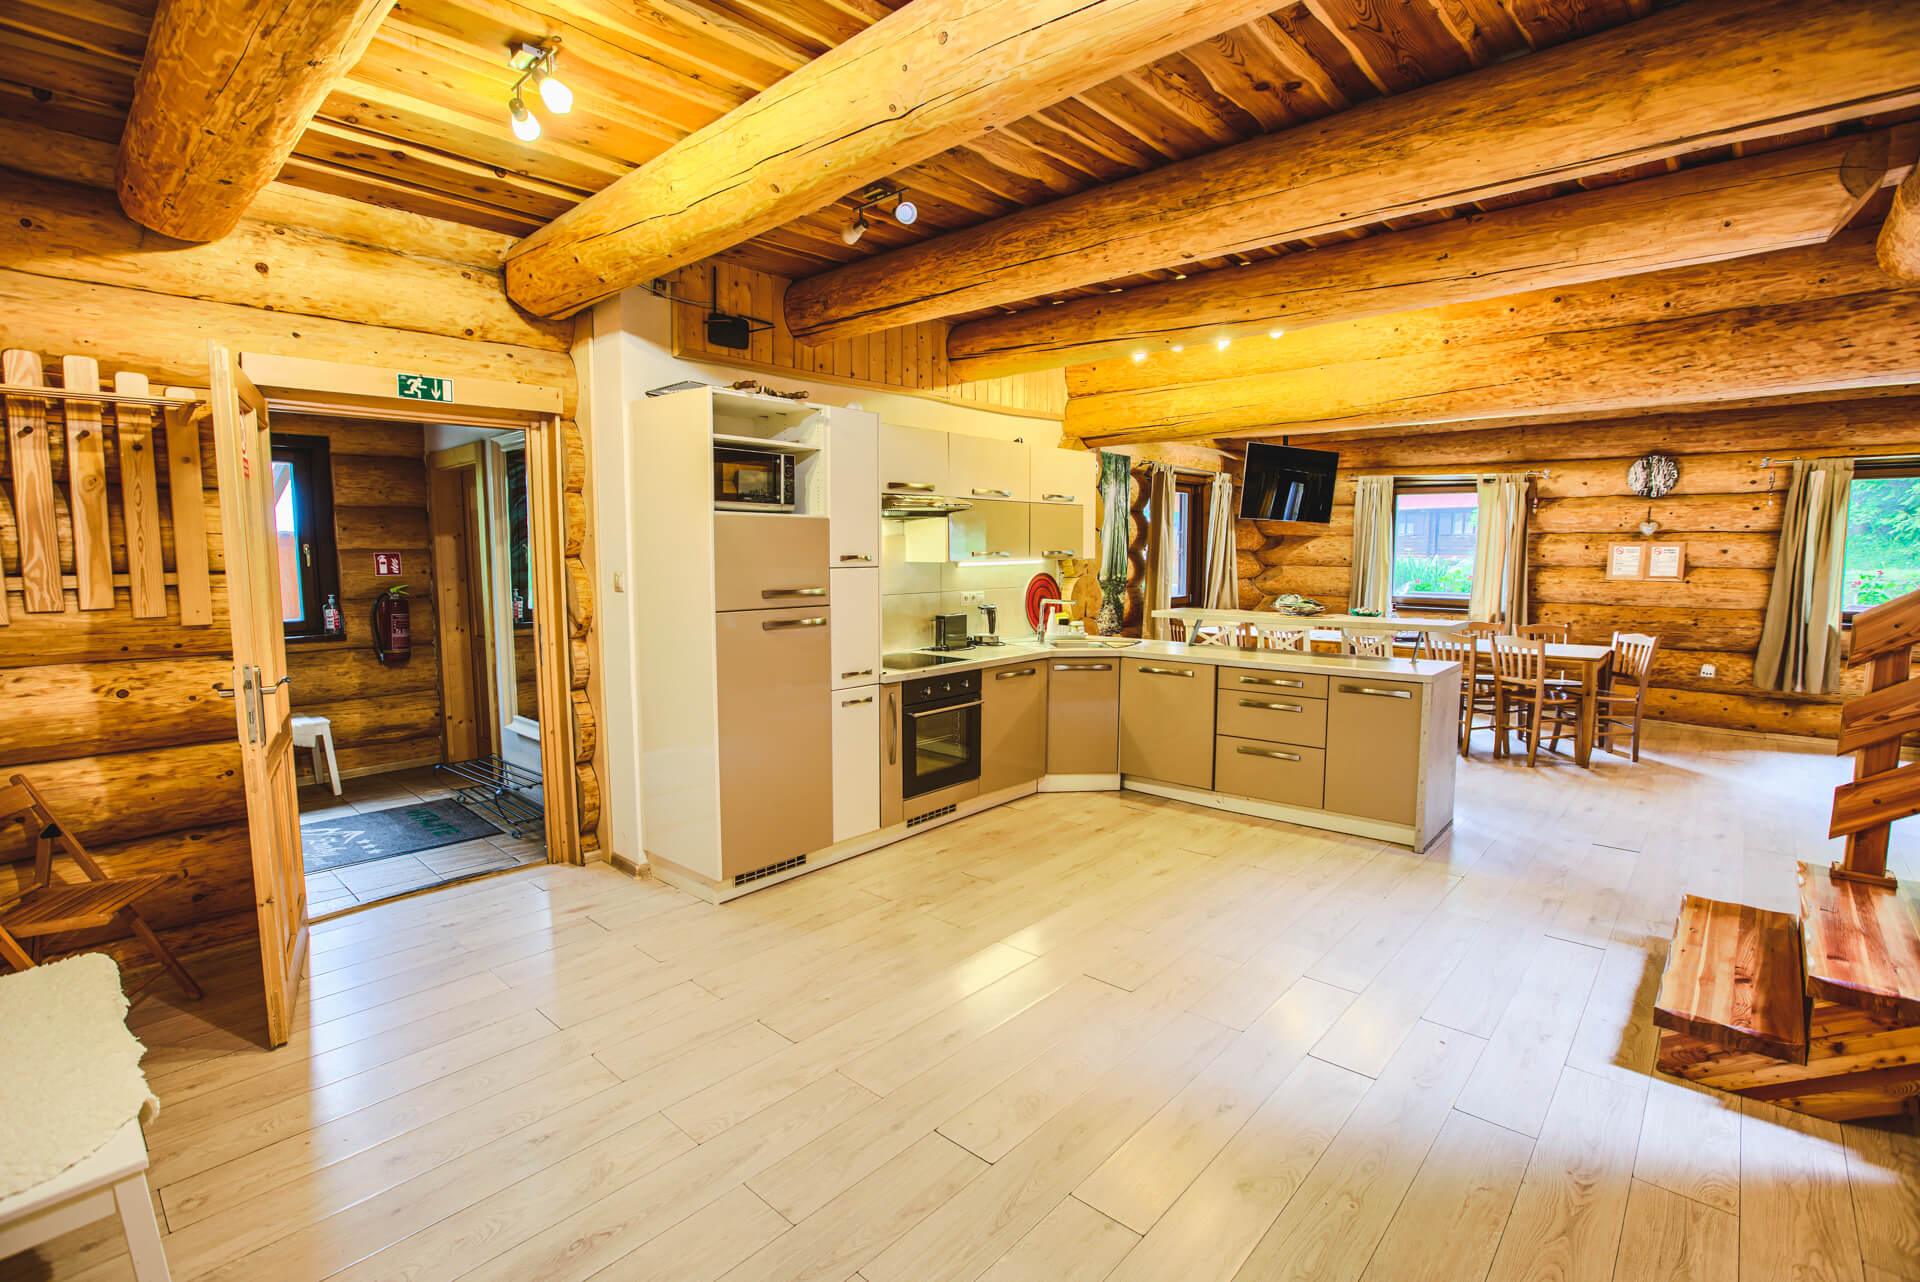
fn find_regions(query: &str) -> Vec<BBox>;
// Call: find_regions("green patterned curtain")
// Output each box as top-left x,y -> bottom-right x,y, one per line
1097,450 -> 1130,633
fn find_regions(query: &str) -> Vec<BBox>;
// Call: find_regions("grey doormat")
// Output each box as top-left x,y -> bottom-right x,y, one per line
302,800 -> 502,872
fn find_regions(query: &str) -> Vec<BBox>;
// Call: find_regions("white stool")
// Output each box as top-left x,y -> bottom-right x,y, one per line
0,1119 -> 171,1281
291,715 -> 341,796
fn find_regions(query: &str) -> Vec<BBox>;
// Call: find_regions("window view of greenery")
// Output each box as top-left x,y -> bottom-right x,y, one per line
1393,488 -> 1477,602
1842,471 -> 1920,612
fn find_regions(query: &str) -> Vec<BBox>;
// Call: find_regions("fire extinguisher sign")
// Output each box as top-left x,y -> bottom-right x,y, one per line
375,553 -> 403,577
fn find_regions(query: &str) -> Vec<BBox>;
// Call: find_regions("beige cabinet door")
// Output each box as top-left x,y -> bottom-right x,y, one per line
831,686 -> 881,842
1046,659 -> 1118,775
1323,677 -> 1423,826
1031,446 -> 1094,506
949,498 -> 1029,563
1214,737 -> 1325,809
948,433 -> 1029,501
829,566 -> 880,688
828,409 -> 879,567
714,604 -> 833,878
879,423 -> 948,496
1215,687 -> 1328,748
713,513 -> 830,612
981,661 -> 1048,793
1119,657 -> 1215,789
1028,502 -> 1086,560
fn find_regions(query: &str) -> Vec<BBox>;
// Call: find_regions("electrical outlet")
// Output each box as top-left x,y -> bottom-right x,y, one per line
1699,662 -> 1716,678
961,590 -> 985,604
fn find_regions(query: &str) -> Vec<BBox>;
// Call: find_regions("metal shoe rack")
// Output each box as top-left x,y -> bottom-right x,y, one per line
435,755 -> 545,840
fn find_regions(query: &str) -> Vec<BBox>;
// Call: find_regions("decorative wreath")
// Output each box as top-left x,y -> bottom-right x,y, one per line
1627,452 -> 1679,498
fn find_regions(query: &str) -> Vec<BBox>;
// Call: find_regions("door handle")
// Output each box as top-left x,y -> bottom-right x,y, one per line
1339,684 -> 1413,699
840,668 -> 875,679
1138,666 -> 1194,678
912,699 -> 981,713
1237,745 -> 1302,762
1041,493 -> 1075,503
1238,698 -> 1302,711
212,683 -> 236,698
840,695 -> 873,707
1041,549 -> 1075,557
763,617 -> 828,630
887,481 -> 934,491
971,488 -> 1011,498
1053,662 -> 1111,671
838,554 -> 873,563
995,668 -> 1037,679
1239,675 -> 1303,688
261,675 -> 292,694
762,587 -> 826,598
886,690 -> 897,765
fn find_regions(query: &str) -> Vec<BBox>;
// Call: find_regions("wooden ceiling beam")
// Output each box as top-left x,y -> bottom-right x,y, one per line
1879,152 -> 1920,280
117,0 -> 395,242
502,0 -> 1288,319
782,0 -> 1920,345
947,132 -> 1906,379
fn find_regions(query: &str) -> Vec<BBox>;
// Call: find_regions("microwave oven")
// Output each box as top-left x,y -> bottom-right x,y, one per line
714,446 -> 797,511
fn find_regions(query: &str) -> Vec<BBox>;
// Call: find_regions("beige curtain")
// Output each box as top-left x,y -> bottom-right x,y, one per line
1349,476 -> 1395,615
1756,459 -> 1854,695
1202,473 -> 1237,610
1143,463 -> 1176,639
1469,473 -> 1530,628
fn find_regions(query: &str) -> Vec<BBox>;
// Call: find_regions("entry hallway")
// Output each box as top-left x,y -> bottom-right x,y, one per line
10,726 -> 1918,1282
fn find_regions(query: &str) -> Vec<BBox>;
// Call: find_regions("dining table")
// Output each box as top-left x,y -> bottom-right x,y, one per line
1494,642 -> 1616,768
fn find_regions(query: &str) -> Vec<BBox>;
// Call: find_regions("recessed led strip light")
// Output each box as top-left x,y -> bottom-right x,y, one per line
506,40 -> 572,143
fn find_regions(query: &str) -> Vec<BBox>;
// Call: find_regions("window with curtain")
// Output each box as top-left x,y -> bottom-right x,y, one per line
1841,458 -> 1920,617
1391,480 -> 1477,609
271,434 -> 343,642
1148,476 -> 1210,607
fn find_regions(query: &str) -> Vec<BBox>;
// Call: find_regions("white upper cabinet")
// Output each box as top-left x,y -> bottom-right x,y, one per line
828,565 -> 881,688
827,408 -> 879,567
878,423 -> 948,496
948,434 -> 1030,502
1030,445 -> 1095,505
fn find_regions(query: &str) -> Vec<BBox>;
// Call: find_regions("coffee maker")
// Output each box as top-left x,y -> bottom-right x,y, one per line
974,603 -> 1004,646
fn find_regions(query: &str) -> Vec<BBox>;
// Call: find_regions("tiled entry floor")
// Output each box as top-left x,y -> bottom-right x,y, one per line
298,765 -> 545,915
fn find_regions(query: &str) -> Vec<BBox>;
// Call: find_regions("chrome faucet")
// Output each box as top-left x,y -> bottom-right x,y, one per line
1036,598 -> 1073,642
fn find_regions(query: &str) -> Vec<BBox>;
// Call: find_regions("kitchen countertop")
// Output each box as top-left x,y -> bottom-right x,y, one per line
879,638 -> 1461,685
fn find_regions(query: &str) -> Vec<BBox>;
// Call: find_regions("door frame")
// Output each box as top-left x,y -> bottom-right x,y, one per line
237,352 -> 581,867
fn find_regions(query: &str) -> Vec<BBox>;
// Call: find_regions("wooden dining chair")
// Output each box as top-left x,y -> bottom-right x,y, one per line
1248,622 -> 1311,652
1488,633 -> 1580,766
0,775 -> 201,998
1427,631 -> 1497,756
1342,631 -> 1393,658
1595,632 -> 1661,762
1515,622 -> 1571,644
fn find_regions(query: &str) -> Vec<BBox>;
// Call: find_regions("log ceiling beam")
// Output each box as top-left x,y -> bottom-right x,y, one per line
1879,151 -> 1920,281
783,0 -> 1920,346
1062,235 -> 1920,445
502,0 -> 1288,320
947,132 -> 1909,380
117,0 -> 396,243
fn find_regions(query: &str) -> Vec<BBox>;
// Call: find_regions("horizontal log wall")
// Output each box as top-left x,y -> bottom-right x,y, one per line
281,416 -> 444,782
1239,399 -> 1920,738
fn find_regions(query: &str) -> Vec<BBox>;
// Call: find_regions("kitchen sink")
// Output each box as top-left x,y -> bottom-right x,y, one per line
1062,637 -> 1140,648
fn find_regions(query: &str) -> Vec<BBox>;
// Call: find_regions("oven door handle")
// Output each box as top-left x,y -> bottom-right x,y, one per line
907,699 -> 982,715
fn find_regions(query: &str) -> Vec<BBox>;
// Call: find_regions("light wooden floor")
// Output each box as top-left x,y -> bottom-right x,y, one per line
9,724 -> 1920,1282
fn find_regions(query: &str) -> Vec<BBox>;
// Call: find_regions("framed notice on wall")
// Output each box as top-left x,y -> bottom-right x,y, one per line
1606,542 -> 1686,581
1606,543 -> 1646,580
1645,543 -> 1687,580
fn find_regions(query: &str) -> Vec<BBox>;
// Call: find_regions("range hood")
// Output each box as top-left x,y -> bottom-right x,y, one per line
882,493 -> 972,518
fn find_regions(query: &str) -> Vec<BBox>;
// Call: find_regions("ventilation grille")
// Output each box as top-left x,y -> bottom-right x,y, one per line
907,804 -> 957,829
734,854 -> 807,887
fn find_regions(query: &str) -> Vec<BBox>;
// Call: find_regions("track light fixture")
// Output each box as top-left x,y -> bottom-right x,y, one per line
839,184 -> 919,244
506,41 -> 571,144
840,212 -> 869,246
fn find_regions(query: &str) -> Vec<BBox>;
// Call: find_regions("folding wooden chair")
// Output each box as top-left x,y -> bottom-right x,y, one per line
0,775 -> 201,999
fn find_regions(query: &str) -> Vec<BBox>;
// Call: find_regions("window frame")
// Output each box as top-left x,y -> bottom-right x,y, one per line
1168,476 -> 1210,609
271,433 -> 344,643
1840,456 -> 1920,624
1390,478 -> 1478,614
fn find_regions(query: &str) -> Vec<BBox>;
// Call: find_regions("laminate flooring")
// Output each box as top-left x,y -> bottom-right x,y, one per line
9,724 -> 1919,1282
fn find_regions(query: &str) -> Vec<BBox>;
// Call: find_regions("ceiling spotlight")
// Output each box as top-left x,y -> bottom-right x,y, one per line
893,198 -> 918,225
1171,344 -> 1184,352
536,68 -> 573,114
840,212 -> 868,246
1268,328 -> 1285,339
1215,337 -> 1231,351
1131,351 -> 1146,362
509,95 -> 540,142
853,184 -> 919,231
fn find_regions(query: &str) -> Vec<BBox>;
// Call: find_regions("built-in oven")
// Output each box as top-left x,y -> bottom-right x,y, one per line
714,445 -> 797,511
900,669 -> 982,799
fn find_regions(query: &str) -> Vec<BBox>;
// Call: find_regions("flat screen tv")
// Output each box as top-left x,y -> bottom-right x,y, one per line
1237,443 -> 1339,523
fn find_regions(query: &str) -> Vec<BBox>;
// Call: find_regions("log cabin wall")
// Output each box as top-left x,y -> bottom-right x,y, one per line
1238,398 -> 1920,738
0,157 -> 602,974
277,415 -> 445,783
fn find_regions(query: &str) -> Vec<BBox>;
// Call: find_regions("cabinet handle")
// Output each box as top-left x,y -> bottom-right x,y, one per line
763,617 -> 827,630
1238,698 -> 1302,711
840,668 -> 875,679
762,587 -> 826,598
1238,675 -> 1303,688
1041,549 -> 1075,557
1053,662 -> 1111,671
888,481 -> 934,491
1237,745 -> 1302,762
995,667 -> 1037,679
1339,684 -> 1412,699
886,689 -> 897,765
912,699 -> 982,713
840,695 -> 874,707
838,554 -> 873,563
971,487 -> 1012,497
1041,493 -> 1075,503
1138,666 -> 1194,678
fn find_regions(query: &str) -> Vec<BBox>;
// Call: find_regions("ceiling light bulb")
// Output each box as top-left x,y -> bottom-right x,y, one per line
892,198 -> 917,225
840,213 -> 867,246
1170,344 -> 1184,352
1268,329 -> 1285,339
536,72 -> 573,114
509,96 -> 540,141
1131,351 -> 1146,362
1216,336 -> 1231,350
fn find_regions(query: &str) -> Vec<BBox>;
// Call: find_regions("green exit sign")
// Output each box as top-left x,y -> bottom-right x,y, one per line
397,373 -> 453,402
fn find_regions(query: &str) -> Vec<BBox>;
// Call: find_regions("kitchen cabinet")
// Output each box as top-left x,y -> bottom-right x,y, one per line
829,566 -> 880,688
948,498 -> 1029,563
879,423 -> 948,497
712,513 -> 829,612
713,603 -> 833,879
1214,737 -> 1325,809
831,687 -> 881,842
949,434 -> 1030,501
1119,656 -> 1214,789
1217,667 -> 1329,700
981,660 -> 1048,793
1028,502 -> 1087,561
1030,446 -> 1094,507
828,410 -> 879,567
1046,658 -> 1119,776
1214,686 -> 1327,748
1324,677 -> 1423,826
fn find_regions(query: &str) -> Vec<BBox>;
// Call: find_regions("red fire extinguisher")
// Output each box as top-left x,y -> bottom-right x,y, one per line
373,585 -> 412,665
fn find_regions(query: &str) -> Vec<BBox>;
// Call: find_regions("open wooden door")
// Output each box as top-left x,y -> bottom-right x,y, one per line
209,341 -> 309,1047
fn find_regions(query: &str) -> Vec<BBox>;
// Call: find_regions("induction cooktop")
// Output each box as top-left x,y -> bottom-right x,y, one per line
882,652 -> 971,671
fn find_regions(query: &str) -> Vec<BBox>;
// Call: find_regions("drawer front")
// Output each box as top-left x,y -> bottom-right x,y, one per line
1216,666 -> 1328,700
1214,688 -> 1328,748
713,513 -> 830,612
1119,657 -> 1214,790
1214,736 -> 1325,810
